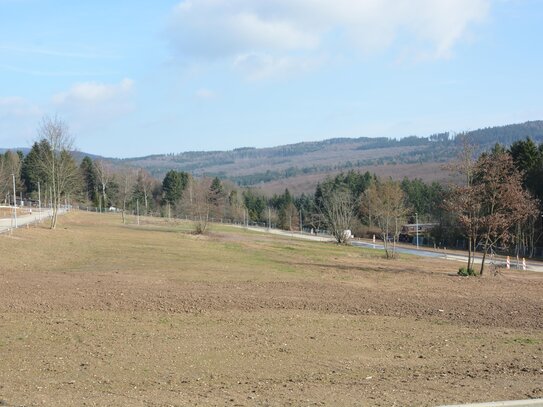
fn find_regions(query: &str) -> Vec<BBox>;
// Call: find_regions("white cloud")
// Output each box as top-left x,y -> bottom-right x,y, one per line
0,96 -> 42,119
52,78 -> 134,105
169,1 -> 319,58
233,53 -> 322,80
0,97 -> 42,146
168,0 -> 491,77
51,79 -> 135,136
0,80 -> 135,148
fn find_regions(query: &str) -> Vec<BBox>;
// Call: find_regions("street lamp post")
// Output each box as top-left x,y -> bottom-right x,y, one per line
12,174 -> 17,229
136,198 -> 140,225
38,181 -> 41,221
415,212 -> 419,250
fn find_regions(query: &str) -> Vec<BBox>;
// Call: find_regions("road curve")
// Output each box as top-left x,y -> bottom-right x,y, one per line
351,240 -> 543,273
241,225 -> 543,273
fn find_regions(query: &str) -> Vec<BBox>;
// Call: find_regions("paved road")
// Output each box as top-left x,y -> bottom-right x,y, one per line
0,209 -> 54,234
352,241 -> 444,258
244,226 -> 332,242
243,225 -> 543,273
351,240 -> 543,273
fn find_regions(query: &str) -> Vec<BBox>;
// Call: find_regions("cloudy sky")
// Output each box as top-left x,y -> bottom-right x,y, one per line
1,0 -> 542,157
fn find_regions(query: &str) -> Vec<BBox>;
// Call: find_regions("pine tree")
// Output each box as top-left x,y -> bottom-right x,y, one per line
79,156 -> 99,204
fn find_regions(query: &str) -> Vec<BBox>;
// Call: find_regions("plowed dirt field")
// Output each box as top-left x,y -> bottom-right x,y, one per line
1,212 -> 541,406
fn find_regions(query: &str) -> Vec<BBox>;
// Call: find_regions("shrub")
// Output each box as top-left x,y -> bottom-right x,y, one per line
458,266 -> 477,277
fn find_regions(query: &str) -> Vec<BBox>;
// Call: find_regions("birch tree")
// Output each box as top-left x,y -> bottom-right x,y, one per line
116,167 -> 136,224
133,168 -> 155,215
362,179 -> 407,258
35,116 -> 79,229
94,160 -> 113,211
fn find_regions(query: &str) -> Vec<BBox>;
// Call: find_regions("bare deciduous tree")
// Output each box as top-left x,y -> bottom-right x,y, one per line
223,185 -> 245,223
475,152 -> 537,274
444,139 -> 479,271
36,116 -> 79,229
185,178 -> 213,234
0,151 -> 22,204
94,160 -> 113,211
282,201 -> 299,231
446,149 -> 539,275
318,187 -> 356,244
362,179 -> 407,258
134,168 -> 155,215
116,167 -> 136,224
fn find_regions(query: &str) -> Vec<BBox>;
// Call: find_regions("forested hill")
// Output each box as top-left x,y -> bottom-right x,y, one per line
3,120 -> 543,195
116,120 -> 543,193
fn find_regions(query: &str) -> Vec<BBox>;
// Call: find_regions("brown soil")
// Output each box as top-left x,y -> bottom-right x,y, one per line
0,212 -> 541,406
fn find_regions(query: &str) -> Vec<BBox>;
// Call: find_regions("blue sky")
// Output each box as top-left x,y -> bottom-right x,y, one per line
1,0 -> 542,158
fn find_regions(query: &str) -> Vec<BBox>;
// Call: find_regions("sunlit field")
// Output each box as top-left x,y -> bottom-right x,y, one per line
1,211 -> 541,406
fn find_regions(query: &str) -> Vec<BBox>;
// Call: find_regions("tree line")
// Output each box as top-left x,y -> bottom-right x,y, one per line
2,117 -> 542,274
242,139 -> 542,275
2,116 -> 242,232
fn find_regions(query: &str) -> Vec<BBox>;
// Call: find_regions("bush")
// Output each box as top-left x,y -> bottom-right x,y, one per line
458,267 -> 477,277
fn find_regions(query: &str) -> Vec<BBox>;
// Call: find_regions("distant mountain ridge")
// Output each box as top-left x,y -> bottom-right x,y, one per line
118,120 -> 543,190
0,147 -> 103,162
3,120 -> 543,195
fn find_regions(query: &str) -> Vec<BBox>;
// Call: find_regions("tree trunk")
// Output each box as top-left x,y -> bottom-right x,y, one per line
383,223 -> 390,259
102,184 -> 107,210
144,194 -> 148,215
122,199 -> 126,224
466,237 -> 472,271
480,250 -> 486,275
480,239 -> 490,276
50,186 -> 58,229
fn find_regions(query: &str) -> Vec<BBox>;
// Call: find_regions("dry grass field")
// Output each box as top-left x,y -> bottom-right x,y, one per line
0,211 -> 542,406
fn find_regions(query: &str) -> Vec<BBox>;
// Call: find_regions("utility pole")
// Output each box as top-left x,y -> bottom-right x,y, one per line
299,208 -> 302,234
38,181 -> 42,221
415,212 -> 419,250
268,207 -> 271,230
12,174 -> 17,228
137,199 -> 140,225
289,213 -> 292,231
